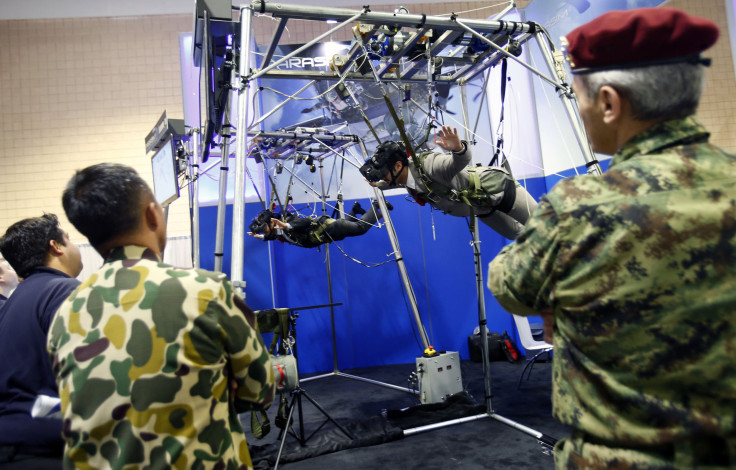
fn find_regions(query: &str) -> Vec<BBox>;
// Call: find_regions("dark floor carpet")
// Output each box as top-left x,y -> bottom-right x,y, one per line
242,358 -> 570,469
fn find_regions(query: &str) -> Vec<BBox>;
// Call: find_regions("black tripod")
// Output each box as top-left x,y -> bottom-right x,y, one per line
257,304 -> 355,470
273,384 -> 355,468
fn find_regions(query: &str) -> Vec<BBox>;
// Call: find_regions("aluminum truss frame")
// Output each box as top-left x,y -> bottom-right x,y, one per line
197,0 -> 602,454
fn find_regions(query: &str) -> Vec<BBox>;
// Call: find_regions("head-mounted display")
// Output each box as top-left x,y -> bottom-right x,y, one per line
359,141 -> 406,183
249,210 -> 278,240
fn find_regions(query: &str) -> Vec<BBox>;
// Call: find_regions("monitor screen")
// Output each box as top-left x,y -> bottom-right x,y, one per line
151,138 -> 180,207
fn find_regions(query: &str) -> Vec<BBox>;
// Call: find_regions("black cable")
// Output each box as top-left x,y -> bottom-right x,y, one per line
416,14 -> 426,29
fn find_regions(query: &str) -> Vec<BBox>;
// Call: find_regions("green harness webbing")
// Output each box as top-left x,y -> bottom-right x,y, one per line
310,217 -> 335,245
411,152 -> 516,221
384,95 -> 416,159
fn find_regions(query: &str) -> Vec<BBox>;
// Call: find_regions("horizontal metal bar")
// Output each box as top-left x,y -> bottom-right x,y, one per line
489,412 -> 543,438
253,69 -> 459,83
252,1 -> 532,36
247,131 -> 359,142
403,413 -> 489,436
299,371 -> 336,383
335,372 -> 417,394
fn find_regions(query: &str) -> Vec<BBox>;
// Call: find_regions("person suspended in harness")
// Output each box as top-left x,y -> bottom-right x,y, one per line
247,201 -> 391,248
359,125 -> 537,239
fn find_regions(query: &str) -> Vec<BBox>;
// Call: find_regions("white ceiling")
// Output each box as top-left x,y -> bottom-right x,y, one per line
0,0 -> 468,20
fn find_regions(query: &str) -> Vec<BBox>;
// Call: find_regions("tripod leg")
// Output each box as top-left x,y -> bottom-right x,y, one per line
300,389 -> 355,440
274,393 -> 299,470
296,391 -> 306,445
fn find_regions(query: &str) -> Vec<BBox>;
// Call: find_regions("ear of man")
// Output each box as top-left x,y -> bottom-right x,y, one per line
144,201 -> 161,232
48,239 -> 65,257
598,85 -> 624,125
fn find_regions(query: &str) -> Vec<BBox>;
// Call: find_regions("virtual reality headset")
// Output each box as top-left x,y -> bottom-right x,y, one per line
359,156 -> 388,183
359,141 -> 406,183
249,210 -> 274,235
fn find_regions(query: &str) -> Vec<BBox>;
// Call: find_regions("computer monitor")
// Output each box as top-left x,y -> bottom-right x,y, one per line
151,137 -> 180,207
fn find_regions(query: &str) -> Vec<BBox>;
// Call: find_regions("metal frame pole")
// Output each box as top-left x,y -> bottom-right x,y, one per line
459,84 -> 493,413
355,139 -> 431,350
213,118 -> 232,273
230,4 -> 254,294
316,157 -> 340,372
189,129 -> 201,268
208,8 -> 230,273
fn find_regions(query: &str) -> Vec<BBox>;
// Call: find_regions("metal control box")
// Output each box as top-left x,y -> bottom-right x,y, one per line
416,351 -> 463,404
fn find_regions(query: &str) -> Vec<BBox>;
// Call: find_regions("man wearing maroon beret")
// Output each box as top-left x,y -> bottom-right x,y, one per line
488,7 -> 736,468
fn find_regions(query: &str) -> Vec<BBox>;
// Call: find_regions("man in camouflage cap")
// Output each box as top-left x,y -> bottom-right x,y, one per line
49,163 -> 275,469
487,7 -> 735,468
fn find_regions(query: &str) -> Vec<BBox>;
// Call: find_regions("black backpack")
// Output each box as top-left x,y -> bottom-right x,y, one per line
468,329 -> 522,363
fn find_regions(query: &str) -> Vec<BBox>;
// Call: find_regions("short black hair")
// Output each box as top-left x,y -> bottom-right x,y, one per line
63,163 -> 153,249
0,213 -> 65,278
375,141 -> 409,166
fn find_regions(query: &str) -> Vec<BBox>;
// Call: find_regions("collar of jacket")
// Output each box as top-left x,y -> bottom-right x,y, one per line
612,115 -> 710,167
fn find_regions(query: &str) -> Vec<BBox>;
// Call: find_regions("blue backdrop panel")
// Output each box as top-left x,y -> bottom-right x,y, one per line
199,174 -> 551,374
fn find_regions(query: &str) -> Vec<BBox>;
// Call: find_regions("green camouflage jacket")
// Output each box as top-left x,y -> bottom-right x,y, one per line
488,117 -> 736,467
48,245 -> 275,470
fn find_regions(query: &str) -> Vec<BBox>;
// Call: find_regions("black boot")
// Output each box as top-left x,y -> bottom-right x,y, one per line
372,200 -> 393,219
351,201 -> 366,216
373,200 -> 393,211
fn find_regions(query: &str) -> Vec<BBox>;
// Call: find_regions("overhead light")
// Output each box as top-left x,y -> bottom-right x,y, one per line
326,19 -> 338,24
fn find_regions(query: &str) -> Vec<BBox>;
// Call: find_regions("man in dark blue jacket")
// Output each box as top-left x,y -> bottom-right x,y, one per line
0,214 -> 82,469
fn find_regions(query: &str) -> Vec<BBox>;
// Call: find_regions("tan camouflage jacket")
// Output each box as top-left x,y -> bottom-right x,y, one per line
48,245 -> 274,469
488,117 -> 736,467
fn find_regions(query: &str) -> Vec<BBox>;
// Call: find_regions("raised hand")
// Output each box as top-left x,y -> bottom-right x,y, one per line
434,125 -> 463,152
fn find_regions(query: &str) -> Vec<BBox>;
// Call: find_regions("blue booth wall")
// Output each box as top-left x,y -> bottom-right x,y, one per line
198,175 -> 558,375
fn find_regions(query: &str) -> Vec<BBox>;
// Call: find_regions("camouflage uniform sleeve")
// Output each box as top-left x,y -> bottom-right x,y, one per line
487,197 -> 561,316
224,289 -> 275,413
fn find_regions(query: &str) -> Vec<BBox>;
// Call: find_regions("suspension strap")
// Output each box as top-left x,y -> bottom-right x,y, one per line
265,166 -> 285,213
362,113 -> 381,143
384,95 -> 415,158
490,58 -> 508,168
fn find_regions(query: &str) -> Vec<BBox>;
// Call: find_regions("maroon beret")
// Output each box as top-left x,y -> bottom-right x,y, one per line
564,7 -> 719,73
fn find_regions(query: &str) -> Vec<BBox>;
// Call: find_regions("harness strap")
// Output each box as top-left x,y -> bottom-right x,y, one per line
414,152 -> 517,215
468,166 -> 482,194
251,409 -> 271,439
311,217 -> 335,244
274,392 -> 289,429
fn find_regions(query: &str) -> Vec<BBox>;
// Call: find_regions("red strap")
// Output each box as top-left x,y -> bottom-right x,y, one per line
275,364 -> 285,388
504,340 -> 519,360
407,188 -> 426,206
